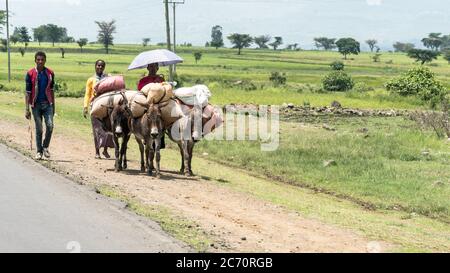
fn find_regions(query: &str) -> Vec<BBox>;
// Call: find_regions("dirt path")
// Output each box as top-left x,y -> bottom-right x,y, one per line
0,119 -> 387,253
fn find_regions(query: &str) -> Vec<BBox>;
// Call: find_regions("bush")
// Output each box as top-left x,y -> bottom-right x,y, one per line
322,71 -> 354,92
54,80 -> 68,92
330,61 -> 345,71
233,80 -> 257,91
385,66 -> 447,108
353,82 -> 374,92
269,72 -> 287,86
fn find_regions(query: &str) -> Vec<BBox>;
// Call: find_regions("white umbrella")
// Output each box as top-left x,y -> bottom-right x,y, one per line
128,49 -> 183,70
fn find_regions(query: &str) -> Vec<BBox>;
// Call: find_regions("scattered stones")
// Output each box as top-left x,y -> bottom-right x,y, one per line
331,101 -> 342,108
322,124 -> 336,131
358,128 -> 369,134
241,237 -> 247,241
280,104 -> 409,119
323,160 -> 337,167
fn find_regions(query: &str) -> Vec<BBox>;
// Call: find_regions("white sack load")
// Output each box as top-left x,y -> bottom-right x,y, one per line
141,82 -> 174,104
90,91 -> 125,119
91,90 -> 149,119
160,99 -> 185,129
174,85 -> 211,108
126,91 -> 149,118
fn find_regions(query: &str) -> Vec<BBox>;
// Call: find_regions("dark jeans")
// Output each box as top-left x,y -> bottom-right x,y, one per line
32,102 -> 54,153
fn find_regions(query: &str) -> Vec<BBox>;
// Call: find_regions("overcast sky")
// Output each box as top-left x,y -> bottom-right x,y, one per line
1,0 -> 449,50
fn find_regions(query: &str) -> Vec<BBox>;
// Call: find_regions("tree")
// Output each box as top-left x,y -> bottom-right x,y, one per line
19,48 -> 25,57
63,36 -> 75,43
366,39 -> 378,52
422,33 -> 443,51
77,38 -> 88,52
0,39 -> 7,52
0,10 -> 6,34
254,35 -> 271,49
336,38 -> 360,59
407,49 -> 440,65
441,35 -> 450,51
210,25 -> 224,49
269,36 -> 283,50
142,38 -> 151,47
60,48 -> 65,58
43,24 -> 67,46
314,37 -> 336,51
286,43 -> 299,51
393,42 -> 415,53
95,20 -> 116,54
10,27 -> 31,46
13,27 -> 31,44
33,26 -> 46,45
9,34 -> 19,45
444,50 -> 450,64
194,52 -> 202,64
372,53 -> 382,63
227,33 -> 253,55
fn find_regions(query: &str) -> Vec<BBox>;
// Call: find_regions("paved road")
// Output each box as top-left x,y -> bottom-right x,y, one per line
0,144 -> 189,253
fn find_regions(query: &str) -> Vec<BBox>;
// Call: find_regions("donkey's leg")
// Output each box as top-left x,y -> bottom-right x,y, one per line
155,138 -> 161,178
113,135 -> 121,172
177,142 -> 185,174
182,140 -> 191,177
122,134 -> 130,170
136,137 -> 145,172
145,142 -> 151,175
187,140 -> 195,176
118,138 -> 124,171
149,140 -> 156,176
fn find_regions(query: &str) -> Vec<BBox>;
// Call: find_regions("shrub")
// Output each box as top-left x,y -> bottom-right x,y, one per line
54,80 -> 68,92
385,66 -> 447,108
233,80 -> 257,91
330,61 -> 345,71
353,82 -> 374,92
322,71 -> 354,92
269,72 -> 287,86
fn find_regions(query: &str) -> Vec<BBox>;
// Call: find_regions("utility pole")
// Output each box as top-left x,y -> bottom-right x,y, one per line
167,0 -> 184,75
6,0 -> 11,82
163,0 -> 173,81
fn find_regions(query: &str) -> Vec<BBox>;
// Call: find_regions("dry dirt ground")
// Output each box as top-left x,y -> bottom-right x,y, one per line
0,119 -> 389,253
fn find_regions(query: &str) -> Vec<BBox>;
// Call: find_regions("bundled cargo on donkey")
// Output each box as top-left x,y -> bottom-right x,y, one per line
94,75 -> 126,96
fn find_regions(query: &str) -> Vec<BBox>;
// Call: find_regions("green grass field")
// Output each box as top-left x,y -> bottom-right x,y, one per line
1,42 -> 449,109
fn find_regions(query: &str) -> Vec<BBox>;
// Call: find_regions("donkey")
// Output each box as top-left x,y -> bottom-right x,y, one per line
166,104 -> 203,177
130,103 -> 164,178
100,95 -> 132,172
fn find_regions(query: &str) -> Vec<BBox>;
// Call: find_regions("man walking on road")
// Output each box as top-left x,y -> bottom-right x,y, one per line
25,51 -> 56,160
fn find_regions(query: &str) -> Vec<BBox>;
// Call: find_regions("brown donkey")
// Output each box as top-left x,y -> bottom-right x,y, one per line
130,103 -> 164,177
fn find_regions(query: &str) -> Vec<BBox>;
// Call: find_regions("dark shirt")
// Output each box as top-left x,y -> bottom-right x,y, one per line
37,69 -> 49,103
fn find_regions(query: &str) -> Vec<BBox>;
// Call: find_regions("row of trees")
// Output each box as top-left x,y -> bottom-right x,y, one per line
0,20 -> 116,54
208,25 -> 286,51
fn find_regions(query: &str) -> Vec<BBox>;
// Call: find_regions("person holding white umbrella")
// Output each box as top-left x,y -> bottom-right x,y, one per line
137,63 -> 165,91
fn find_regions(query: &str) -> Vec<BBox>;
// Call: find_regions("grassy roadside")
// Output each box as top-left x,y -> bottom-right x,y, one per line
0,92 -> 449,252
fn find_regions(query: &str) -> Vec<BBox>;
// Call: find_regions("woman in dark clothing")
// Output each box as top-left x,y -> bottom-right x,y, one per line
83,60 -> 114,159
